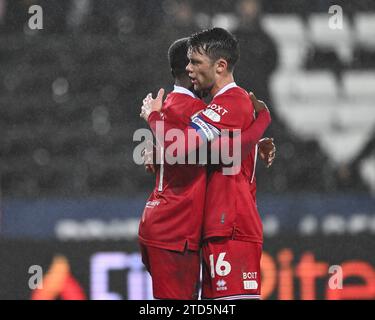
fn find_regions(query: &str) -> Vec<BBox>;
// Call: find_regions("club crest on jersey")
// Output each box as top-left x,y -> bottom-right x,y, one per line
203,109 -> 221,122
203,104 -> 228,122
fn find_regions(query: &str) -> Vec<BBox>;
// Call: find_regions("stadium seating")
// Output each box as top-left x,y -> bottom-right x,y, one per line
359,156 -> 375,194
261,15 -> 307,70
293,71 -> 339,102
308,13 -> 353,63
1,4 -> 375,197
342,71 -> 375,102
270,71 -> 339,104
211,13 -> 239,32
271,61 -> 374,171
261,14 -> 306,44
354,14 -> 375,49
318,129 -> 372,164
304,48 -> 344,75
337,102 -> 375,131
351,47 -> 375,69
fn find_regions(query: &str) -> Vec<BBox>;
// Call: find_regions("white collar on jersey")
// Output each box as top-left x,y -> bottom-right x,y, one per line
213,82 -> 238,98
173,85 -> 196,98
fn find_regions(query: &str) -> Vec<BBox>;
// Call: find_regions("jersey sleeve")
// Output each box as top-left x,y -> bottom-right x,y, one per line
186,99 -> 207,119
209,108 -> 271,162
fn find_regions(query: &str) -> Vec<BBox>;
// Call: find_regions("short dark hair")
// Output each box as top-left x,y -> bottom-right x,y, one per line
188,27 -> 239,71
168,37 -> 189,78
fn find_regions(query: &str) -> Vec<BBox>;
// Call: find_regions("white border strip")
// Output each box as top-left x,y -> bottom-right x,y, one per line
212,294 -> 261,300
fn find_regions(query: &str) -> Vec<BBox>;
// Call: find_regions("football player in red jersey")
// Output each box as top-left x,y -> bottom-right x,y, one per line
143,28 -> 272,299
138,38 -> 207,300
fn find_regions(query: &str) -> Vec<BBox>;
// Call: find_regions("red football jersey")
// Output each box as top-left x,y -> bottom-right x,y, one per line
139,88 -> 207,252
190,83 -> 263,244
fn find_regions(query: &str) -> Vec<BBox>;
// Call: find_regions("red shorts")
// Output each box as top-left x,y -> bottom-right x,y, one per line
140,244 -> 201,300
201,238 -> 262,300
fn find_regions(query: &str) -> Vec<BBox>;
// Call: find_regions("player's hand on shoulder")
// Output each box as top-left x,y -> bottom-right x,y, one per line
140,93 -> 152,121
258,137 -> 276,168
249,92 -> 269,114
139,89 -> 165,121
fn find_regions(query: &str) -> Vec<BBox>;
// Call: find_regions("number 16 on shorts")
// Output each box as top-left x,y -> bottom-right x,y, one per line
209,252 -> 232,278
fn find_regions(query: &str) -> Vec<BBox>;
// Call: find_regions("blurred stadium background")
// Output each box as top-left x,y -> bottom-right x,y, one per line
0,0 -> 375,300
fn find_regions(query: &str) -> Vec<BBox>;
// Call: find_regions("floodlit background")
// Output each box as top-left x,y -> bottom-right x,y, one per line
0,0 -> 374,300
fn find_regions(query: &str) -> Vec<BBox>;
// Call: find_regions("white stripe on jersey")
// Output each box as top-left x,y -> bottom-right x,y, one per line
158,147 -> 164,192
213,294 -> 261,300
250,109 -> 258,184
250,143 -> 258,184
